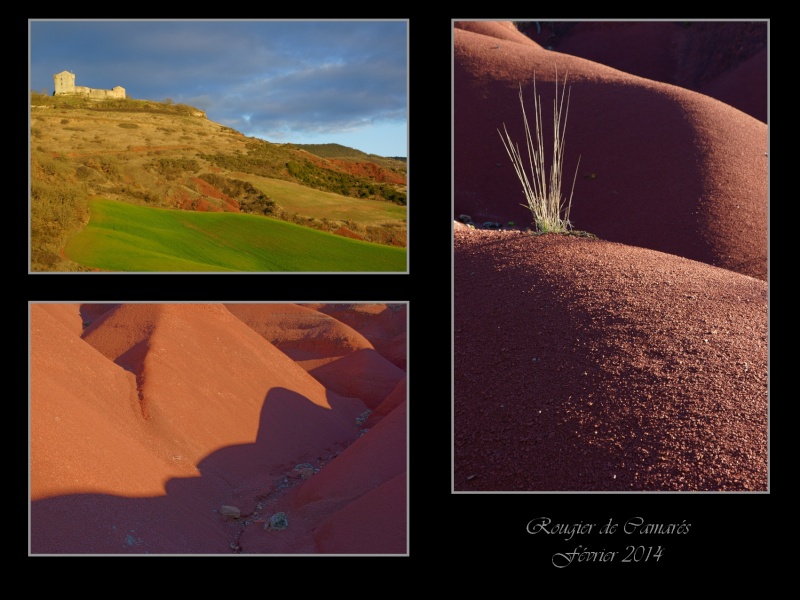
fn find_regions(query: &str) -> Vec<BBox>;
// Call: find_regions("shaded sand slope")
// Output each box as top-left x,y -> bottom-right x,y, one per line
454,227 -> 767,491
454,21 -> 767,280
31,303 -> 369,553
365,376 -> 406,428
239,399 -> 407,553
308,349 -> 406,410
701,48 -> 767,124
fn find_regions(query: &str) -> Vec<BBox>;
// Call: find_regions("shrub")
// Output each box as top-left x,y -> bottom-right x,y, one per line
200,172 -> 275,215
498,71 -> 581,233
148,157 -> 199,178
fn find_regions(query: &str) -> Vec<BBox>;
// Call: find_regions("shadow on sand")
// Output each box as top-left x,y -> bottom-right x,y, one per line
30,387 -> 358,554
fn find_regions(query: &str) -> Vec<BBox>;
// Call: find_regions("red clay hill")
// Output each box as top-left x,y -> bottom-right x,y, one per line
30,303 -> 407,554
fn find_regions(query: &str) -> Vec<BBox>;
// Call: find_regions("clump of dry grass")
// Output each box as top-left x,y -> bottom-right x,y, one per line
498,70 -> 581,233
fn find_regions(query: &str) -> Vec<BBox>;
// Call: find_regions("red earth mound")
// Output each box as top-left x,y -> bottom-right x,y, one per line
454,227 -> 767,491
30,303 -> 407,554
454,20 -> 767,280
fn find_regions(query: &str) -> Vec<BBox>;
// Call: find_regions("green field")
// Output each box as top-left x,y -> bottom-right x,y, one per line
64,198 -> 407,272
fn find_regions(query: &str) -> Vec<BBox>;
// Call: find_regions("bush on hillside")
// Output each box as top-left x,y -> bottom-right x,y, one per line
201,172 -> 276,215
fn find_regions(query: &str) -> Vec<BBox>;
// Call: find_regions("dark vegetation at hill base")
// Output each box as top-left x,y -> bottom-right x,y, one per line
29,93 -> 407,271
287,142 -> 406,165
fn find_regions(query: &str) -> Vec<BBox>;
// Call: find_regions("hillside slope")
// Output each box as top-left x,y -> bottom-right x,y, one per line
30,94 -> 407,270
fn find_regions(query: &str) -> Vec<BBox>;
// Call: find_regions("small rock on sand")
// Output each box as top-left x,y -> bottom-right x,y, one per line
265,512 -> 288,530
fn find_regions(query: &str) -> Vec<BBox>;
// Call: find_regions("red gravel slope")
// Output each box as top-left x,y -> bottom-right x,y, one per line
454,226 -> 767,491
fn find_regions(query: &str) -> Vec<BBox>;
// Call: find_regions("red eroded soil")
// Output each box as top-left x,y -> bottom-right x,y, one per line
191,177 -> 240,210
328,158 -> 406,185
168,187 -> 238,213
30,303 -> 407,554
299,152 -> 406,185
333,227 -> 366,241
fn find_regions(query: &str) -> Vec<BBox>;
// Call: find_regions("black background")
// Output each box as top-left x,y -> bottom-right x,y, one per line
25,16 -> 772,574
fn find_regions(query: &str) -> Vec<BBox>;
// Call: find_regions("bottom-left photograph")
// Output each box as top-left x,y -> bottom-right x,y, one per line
29,302 -> 407,555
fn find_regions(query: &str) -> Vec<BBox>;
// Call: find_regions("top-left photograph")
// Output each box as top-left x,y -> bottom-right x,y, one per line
29,19 -> 408,273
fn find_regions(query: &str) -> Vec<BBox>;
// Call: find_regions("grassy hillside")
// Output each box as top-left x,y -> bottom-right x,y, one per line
29,92 -> 407,271
65,198 -> 406,272
235,175 -> 406,246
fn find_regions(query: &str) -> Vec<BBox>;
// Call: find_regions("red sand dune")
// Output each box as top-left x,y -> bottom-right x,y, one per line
454,226 -> 767,491
454,20 -> 767,280
30,303 -> 407,554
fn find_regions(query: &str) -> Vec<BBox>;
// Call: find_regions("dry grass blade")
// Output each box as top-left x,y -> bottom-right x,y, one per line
498,70 -> 581,233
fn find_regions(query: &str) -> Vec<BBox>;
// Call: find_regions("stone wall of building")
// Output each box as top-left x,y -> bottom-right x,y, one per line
53,71 -> 126,99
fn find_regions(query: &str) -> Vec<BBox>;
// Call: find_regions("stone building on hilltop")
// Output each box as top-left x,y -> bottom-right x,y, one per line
53,71 -> 126,99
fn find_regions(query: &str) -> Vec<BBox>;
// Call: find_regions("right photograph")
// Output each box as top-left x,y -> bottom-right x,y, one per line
453,20 -> 767,492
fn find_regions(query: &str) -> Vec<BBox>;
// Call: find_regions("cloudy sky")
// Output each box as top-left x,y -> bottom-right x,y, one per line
29,19 -> 408,157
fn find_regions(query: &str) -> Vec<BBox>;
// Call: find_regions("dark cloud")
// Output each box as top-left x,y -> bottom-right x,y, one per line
29,19 -> 407,155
